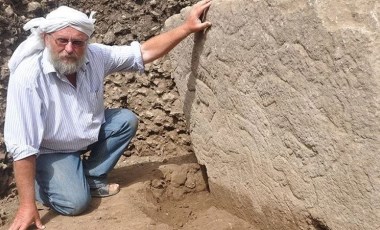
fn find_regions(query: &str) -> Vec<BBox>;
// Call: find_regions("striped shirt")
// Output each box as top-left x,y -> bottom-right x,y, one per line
4,42 -> 144,161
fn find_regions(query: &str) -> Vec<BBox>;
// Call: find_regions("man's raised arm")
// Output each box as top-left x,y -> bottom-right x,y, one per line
140,0 -> 212,64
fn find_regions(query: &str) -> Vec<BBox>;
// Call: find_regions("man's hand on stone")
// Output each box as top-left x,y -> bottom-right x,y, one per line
184,0 -> 212,33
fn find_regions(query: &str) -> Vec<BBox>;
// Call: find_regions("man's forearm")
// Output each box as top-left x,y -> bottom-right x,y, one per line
14,155 -> 37,208
140,24 -> 191,64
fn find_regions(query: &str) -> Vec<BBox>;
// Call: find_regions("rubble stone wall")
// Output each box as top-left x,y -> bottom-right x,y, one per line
166,0 -> 380,229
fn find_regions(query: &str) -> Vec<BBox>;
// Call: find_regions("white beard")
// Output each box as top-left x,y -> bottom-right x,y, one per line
47,46 -> 87,75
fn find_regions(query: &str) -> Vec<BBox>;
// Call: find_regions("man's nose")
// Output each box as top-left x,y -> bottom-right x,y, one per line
64,42 -> 74,53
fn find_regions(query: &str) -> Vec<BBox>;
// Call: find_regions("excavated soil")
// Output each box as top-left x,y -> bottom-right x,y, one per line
0,0 -> 256,229
1,155 -> 255,229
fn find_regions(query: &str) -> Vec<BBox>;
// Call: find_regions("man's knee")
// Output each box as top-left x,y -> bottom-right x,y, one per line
117,109 -> 139,134
105,109 -> 138,131
51,192 -> 91,216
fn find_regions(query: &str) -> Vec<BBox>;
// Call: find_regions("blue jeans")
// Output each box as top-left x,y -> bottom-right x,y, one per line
34,109 -> 138,215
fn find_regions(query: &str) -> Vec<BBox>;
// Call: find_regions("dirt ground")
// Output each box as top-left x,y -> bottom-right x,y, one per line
1,155 -> 255,230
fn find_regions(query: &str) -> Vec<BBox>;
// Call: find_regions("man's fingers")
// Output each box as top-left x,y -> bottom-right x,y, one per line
9,222 -> 27,230
35,220 -> 46,229
9,220 -> 45,230
199,1 -> 212,12
195,0 -> 212,13
34,216 -> 46,229
195,0 -> 212,23
9,208 -> 45,230
197,0 -> 212,5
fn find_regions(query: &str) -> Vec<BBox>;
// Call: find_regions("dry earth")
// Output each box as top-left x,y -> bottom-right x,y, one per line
1,155 -> 255,229
0,0 -> 257,229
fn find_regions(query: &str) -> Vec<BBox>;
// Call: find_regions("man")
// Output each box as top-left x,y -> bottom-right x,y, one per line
4,1 -> 212,229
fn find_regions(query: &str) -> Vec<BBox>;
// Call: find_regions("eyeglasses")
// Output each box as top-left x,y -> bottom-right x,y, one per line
47,34 -> 88,48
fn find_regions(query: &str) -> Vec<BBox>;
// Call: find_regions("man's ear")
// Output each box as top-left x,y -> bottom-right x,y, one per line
42,33 -> 49,47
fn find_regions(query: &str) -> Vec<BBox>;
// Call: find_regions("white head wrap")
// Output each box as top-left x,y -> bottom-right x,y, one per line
8,6 -> 96,74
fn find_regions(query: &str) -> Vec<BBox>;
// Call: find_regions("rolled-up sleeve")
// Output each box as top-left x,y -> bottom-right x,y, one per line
4,76 -> 44,161
89,41 -> 145,76
129,41 -> 145,73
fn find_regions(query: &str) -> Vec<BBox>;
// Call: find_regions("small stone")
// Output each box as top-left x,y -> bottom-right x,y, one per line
162,93 -> 176,103
27,2 -> 42,13
103,31 -> 116,44
151,179 -> 166,189
171,168 -> 188,187
5,5 -> 14,17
